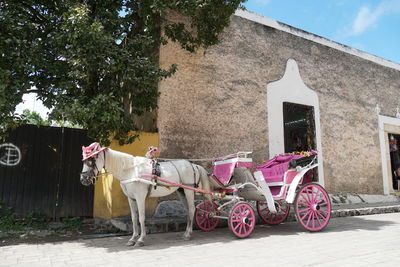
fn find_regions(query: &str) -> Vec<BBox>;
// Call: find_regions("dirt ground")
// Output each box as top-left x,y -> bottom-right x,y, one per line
0,220 -> 126,247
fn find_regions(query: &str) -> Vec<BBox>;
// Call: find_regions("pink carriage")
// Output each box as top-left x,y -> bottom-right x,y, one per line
194,151 -> 331,238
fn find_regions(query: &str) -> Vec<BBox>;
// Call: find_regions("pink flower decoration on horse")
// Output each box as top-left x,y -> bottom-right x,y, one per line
82,142 -> 107,161
145,146 -> 159,159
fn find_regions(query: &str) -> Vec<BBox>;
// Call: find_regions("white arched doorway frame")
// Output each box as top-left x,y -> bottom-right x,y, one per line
378,114 -> 400,195
267,59 -> 325,186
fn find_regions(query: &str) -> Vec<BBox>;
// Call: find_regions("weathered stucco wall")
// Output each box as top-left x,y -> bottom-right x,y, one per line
158,14 -> 400,194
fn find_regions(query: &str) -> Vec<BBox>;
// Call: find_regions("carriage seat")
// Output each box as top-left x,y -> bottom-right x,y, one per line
258,162 -> 289,185
256,152 -> 317,186
256,154 -> 302,185
212,153 -> 253,187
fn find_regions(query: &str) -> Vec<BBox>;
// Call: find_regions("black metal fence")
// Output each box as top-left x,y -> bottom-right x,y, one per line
0,124 -> 94,219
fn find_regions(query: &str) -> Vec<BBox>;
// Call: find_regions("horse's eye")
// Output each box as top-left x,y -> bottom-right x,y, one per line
85,160 -> 93,167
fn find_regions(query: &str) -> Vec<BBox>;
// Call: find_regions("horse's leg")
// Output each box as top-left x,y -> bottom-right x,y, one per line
176,189 -> 190,239
182,189 -> 195,240
135,190 -> 148,247
126,197 -> 139,246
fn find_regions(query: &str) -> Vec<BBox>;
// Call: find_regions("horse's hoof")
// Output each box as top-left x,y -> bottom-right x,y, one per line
126,240 -> 135,246
182,235 -> 191,241
134,241 -> 144,247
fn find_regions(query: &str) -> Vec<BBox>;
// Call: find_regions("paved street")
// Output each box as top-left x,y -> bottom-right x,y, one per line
1,213 -> 399,267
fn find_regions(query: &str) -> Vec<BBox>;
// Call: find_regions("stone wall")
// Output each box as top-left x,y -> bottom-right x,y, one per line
158,14 -> 400,194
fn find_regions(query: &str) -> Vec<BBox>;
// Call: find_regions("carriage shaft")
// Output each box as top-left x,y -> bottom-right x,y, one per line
139,174 -> 215,195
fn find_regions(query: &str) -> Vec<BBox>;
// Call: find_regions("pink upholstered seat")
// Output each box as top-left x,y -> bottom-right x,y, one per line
259,162 -> 290,184
212,155 -> 253,186
256,152 -> 317,188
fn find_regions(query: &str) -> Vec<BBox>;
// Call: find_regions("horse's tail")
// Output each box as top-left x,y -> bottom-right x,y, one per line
194,164 -> 213,202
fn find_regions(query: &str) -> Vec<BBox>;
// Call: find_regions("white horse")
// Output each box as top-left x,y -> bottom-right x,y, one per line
80,143 -> 211,247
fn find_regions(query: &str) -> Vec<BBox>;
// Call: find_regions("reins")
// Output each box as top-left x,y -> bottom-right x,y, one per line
157,157 -> 216,162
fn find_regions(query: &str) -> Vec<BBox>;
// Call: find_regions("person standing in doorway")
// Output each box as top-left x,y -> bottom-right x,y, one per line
389,135 -> 400,190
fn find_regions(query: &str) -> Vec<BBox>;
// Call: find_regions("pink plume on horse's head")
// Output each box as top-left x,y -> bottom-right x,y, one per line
82,142 -> 107,161
145,146 -> 160,158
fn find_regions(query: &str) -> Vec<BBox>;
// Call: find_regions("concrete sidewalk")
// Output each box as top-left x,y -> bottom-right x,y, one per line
2,213 -> 400,267
330,193 -> 400,217
109,193 -> 400,233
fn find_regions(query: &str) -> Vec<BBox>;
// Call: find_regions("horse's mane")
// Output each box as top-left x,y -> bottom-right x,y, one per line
106,149 -> 136,178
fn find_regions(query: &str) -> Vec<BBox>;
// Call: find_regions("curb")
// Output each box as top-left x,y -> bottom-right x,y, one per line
331,205 -> 400,218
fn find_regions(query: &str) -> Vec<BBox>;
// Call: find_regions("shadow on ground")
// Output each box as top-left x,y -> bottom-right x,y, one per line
72,213 -> 398,253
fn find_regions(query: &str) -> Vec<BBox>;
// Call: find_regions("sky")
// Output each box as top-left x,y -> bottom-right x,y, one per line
15,93 -> 49,119
244,0 -> 400,64
17,0 -> 400,118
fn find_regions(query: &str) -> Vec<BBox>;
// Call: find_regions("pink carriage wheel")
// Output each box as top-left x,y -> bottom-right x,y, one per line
256,201 -> 290,225
294,183 -> 331,232
195,201 -> 220,231
228,202 -> 256,238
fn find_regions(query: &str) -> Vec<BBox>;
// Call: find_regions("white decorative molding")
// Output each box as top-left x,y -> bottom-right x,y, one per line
267,59 -> 324,186
378,115 -> 400,195
235,9 -> 400,71
376,104 -> 381,115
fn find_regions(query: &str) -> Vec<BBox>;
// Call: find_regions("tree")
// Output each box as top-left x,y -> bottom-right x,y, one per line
0,0 -> 246,145
21,109 -> 49,126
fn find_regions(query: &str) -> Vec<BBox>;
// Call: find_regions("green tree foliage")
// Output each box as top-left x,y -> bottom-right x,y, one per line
21,109 -> 49,126
0,0 -> 245,145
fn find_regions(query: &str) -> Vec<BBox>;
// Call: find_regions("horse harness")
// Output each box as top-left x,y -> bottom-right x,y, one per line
149,160 -> 200,191
82,150 -> 107,184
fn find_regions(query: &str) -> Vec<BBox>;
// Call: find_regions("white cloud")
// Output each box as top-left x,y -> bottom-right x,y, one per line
350,6 -> 384,36
254,0 -> 272,6
349,0 -> 400,36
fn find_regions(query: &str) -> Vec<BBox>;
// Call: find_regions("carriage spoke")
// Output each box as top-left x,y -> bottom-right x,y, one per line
300,210 -> 311,221
259,207 -> 268,212
300,193 -> 311,204
315,211 -> 322,226
305,211 -> 312,227
239,206 -> 245,216
196,210 -> 206,216
299,207 -> 310,216
199,217 -> 207,226
311,212 -> 315,229
312,188 -> 320,203
298,199 -> 310,207
238,223 -> 244,234
297,207 -> 309,214
319,209 -> 329,215
234,222 -> 241,231
315,210 -> 326,221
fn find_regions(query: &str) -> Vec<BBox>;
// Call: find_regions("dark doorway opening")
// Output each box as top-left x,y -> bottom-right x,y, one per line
388,133 -> 400,190
283,102 -> 316,153
283,102 -> 317,182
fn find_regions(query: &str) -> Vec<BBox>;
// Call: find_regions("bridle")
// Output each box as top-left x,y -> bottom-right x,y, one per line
81,150 -> 107,185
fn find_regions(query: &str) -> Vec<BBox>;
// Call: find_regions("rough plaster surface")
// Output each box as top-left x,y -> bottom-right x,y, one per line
158,14 -> 400,194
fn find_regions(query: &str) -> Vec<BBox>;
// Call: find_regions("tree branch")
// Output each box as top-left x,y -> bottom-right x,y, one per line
20,2 -> 49,23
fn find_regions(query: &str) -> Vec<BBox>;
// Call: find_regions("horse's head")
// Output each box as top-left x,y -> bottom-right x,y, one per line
80,142 -> 107,186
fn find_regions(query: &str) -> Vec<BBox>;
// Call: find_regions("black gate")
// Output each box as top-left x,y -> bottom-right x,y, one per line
0,125 -> 94,218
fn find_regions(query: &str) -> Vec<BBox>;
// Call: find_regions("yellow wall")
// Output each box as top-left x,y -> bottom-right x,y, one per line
93,132 -> 159,219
